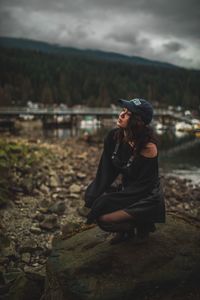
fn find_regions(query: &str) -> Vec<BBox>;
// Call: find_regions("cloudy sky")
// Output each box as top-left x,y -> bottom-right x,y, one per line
0,0 -> 200,69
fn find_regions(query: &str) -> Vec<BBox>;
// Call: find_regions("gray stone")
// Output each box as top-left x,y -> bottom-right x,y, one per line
69,183 -> 81,193
64,169 -> 75,176
77,206 -> 90,217
30,225 -> 42,234
39,214 -> 59,230
61,222 -> 81,238
21,253 -> 31,264
1,241 -> 17,259
5,271 -> 44,300
40,199 -> 51,208
0,231 -> 10,251
32,212 -> 45,222
55,187 -> 63,192
69,193 -> 80,199
77,172 -> 86,179
70,200 -> 80,208
0,195 -> 9,207
23,264 -> 46,276
48,201 -> 66,215
2,268 -> 22,284
40,184 -> 50,194
38,207 -> 49,214
21,178 -> 34,194
45,215 -> 200,300
19,240 -> 38,254
0,256 -> 9,265
63,176 -> 73,184
51,193 -> 59,200
38,199 -> 51,213
49,176 -> 59,188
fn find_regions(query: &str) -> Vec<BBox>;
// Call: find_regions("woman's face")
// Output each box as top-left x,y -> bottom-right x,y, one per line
117,108 -> 132,128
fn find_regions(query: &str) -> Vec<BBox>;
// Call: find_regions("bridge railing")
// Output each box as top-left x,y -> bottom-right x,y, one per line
0,106 -> 121,114
0,106 -> 173,114
0,106 -> 196,125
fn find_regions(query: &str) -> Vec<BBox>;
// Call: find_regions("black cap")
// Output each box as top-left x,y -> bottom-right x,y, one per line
118,98 -> 153,124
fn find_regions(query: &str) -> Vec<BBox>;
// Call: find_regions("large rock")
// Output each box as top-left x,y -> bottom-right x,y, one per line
0,233 -> 18,260
45,215 -> 200,300
3,271 -> 44,300
69,184 -> 81,194
48,201 -> 66,215
39,214 -> 59,230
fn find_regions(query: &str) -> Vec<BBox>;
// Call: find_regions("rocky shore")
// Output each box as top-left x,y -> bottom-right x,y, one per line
0,136 -> 200,300
45,215 -> 200,300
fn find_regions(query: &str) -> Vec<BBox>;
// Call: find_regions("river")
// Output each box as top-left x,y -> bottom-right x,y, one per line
44,124 -> 200,185
158,132 -> 200,184
8,119 -> 200,185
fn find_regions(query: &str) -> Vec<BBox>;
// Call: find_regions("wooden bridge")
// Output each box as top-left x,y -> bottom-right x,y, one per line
0,106 -> 193,124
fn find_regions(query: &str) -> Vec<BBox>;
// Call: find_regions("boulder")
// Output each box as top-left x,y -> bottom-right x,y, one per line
61,222 -> 82,239
48,201 -> 66,215
45,215 -> 200,300
69,184 -> 81,194
40,184 -> 50,194
77,172 -> 87,180
49,176 -> 59,188
39,214 -> 59,231
3,271 -> 44,300
77,206 -> 91,217
0,232 -> 18,260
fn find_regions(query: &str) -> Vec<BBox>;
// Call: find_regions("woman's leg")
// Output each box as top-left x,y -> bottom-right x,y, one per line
97,210 -> 135,244
98,210 -> 134,223
97,210 -> 155,244
136,222 -> 156,238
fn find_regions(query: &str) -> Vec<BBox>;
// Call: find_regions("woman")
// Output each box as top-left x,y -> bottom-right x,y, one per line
84,98 -> 165,244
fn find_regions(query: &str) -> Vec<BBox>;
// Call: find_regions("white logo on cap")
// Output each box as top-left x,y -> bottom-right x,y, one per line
132,99 -> 141,106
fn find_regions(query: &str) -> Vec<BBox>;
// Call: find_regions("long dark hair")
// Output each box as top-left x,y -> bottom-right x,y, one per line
115,113 -> 157,155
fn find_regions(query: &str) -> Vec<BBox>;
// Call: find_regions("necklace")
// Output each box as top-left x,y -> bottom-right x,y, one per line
128,141 -> 135,148
111,142 -> 135,169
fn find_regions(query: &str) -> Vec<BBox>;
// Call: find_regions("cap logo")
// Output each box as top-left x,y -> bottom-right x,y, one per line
132,99 -> 141,106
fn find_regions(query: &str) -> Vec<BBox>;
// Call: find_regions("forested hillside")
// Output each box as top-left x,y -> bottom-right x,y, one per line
0,38 -> 200,109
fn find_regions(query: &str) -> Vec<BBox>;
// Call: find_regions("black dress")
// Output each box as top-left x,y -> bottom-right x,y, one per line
85,128 -> 165,225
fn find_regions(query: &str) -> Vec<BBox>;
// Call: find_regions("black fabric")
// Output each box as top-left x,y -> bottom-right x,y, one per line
85,128 -> 165,225
97,220 -> 135,233
97,220 -> 156,239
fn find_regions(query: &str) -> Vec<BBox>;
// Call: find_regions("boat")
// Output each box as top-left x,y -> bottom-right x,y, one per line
175,121 -> 193,132
80,116 -> 101,129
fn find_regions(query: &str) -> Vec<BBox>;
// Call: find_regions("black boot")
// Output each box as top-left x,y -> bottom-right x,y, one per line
136,223 -> 156,239
110,232 -> 130,245
110,228 -> 136,245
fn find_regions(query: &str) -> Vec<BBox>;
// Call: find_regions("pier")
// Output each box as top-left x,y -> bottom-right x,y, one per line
0,106 -> 195,132
0,106 -> 193,120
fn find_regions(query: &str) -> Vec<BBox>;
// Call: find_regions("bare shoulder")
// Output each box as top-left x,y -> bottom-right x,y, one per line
140,142 -> 158,158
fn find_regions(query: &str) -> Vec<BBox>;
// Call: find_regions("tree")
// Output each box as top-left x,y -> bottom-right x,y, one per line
41,83 -> 53,105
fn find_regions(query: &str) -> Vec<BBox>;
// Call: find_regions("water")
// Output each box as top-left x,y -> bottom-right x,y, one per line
42,124 -> 200,184
159,135 -> 200,184
8,119 -> 200,184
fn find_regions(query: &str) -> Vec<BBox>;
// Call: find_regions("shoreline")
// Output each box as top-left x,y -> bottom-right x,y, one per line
0,135 -> 200,298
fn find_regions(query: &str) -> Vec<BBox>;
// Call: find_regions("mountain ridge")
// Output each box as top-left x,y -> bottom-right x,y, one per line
0,36 -> 199,109
0,36 -> 180,69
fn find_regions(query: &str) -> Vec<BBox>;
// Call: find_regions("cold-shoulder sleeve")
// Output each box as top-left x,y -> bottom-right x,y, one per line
84,129 -> 119,208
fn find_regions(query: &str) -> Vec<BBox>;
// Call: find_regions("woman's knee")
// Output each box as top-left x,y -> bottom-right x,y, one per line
97,220 -> 116,232
98,214 -> 111,223
98,210 -> 134,223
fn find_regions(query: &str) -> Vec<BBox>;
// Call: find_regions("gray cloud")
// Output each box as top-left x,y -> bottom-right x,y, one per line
0,0 -> 200,68
106,32 -> 139,46
163,41 -> 185,53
